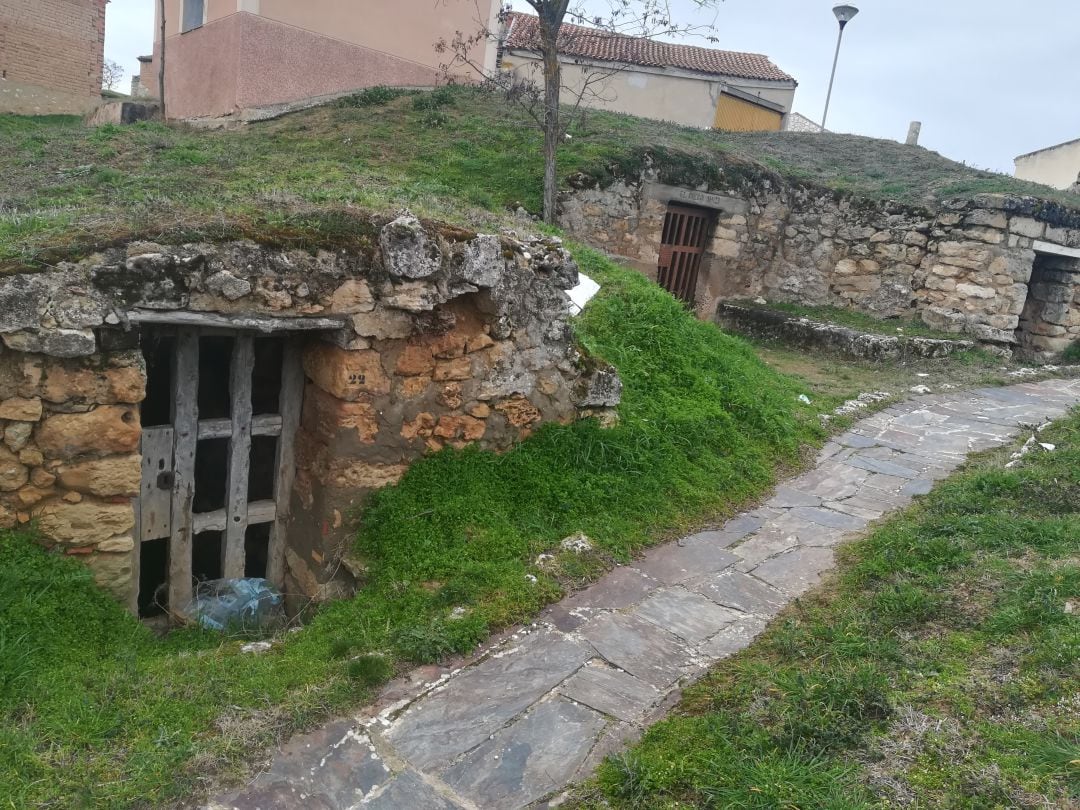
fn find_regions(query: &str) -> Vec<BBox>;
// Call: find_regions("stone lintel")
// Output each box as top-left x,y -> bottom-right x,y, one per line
127,310 -> 348,333
645,182 -> 750,215
1033,239 -> 1080,261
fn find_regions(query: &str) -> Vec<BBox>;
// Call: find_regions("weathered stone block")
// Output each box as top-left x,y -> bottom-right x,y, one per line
496,396 -> 542,427
84,551 -> 133,601
0,445 -> 29,492
401,412 -> 436,440
302,344 -> 391,400
1009,217 -> 1045,239
56,455 -> 140,497
39,359 -> 145,405
710,239 -> 741,259
467,403 -> 491,419
317,460 -> 408,490
350,308 -> 414,340
1040,302 -> 1071,325
433,357 -> 472,381
383,281 -> 441,312
397,376 -> 431,399
461,235 -> 506,287
205,270 -> 252,301
394,345 -> 435,377
433,415 -> 486,441
30,468 -> 56,488
36,406 -> 140,459
328,280 -> 375,314
956,283 -> 996,300
426,331 -> 468,360
36,500 -> 135,545
97,535 -> 135,553
834,259 -> 859,276
436,382 -> 464,409
2,329 -> 97,358
0,397 -> 43,421
3,422 -> 32,452
964,210 -> 1008,229
301,384 -> 379,444
379,215 -> 441,279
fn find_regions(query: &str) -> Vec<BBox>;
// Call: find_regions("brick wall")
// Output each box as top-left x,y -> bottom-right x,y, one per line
0,0 -> 107,114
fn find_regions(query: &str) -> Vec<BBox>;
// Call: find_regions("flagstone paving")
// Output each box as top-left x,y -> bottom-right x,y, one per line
207,378 -> 1080,810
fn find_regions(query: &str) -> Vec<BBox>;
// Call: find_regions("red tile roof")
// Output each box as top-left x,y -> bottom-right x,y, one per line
503,12 -> 795,84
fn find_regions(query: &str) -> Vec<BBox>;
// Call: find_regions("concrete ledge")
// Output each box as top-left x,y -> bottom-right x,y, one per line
85,101 -> 161,126
715,302 -> 974,361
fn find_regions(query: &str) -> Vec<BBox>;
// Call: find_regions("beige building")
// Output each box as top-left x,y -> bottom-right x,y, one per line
143,0 -> 501,120
1015,138 -> 1080,191
0,0 -> 108,115
500,12 -> 796,131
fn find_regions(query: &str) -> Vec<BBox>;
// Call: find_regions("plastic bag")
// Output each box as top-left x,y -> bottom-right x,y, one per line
184,578 -> 286,634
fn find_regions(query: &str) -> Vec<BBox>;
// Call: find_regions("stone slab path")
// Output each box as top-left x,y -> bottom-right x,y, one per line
208,379 -> 1080,810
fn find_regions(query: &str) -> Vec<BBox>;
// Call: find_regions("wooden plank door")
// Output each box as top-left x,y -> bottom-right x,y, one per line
137,328 -> 303,619
656,204 -> 712,306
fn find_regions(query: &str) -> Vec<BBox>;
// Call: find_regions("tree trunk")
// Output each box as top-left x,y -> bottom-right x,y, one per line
539,17 -> 561,224
158,0 -> 167,120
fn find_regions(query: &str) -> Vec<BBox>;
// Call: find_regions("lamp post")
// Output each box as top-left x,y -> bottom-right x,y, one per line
821,4 -> 859,131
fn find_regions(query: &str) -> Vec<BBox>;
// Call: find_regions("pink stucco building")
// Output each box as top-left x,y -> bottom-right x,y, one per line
143,0 -> 501,120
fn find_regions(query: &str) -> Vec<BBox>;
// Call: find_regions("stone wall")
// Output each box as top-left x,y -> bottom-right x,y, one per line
0,351 -> 145,601
0,215 -> 620,609
715,303 -> 974,362
560,172 -> 1080,358
1016,255 -> 1080,363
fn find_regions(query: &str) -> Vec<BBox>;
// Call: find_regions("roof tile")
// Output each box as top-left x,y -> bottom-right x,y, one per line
503,12 -> 795,84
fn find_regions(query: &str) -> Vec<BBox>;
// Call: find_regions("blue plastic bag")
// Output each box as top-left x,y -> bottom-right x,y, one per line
184,578 -> 286,633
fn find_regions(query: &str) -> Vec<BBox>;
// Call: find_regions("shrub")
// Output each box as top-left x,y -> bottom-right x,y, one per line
336,86 -> 415,108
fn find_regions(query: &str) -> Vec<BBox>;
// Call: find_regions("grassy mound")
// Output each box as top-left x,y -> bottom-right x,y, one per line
2,86 -> 1076,270
0,251 -> 821,807
582,410 -> 1080,809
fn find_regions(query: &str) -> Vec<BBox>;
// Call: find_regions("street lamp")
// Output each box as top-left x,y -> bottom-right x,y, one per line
821,4 -> 859,131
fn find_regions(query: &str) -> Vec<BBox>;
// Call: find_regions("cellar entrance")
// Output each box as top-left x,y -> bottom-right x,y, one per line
136,326 -> 305,618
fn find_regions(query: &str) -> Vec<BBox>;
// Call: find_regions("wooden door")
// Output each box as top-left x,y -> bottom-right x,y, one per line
657,204 -> 712,306
135,328 -> 303,618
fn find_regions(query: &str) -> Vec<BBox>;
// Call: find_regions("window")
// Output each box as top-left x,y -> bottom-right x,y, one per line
182,0 -> 205,33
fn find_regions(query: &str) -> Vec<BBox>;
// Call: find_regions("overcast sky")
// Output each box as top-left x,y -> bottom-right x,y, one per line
103,0 -> 1079,174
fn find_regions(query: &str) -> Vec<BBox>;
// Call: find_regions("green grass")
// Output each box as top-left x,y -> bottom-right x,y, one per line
0,250 -> 824,808
1,86 -> 1077,270
579,410 -> 1080,810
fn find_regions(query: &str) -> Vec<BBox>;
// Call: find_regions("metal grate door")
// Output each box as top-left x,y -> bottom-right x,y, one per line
657,204 -> 711,305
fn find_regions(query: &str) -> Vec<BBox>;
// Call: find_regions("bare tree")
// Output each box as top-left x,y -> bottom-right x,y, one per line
159,0 -> 167,119
439,1 -> 723,223
101,59 -> 124,92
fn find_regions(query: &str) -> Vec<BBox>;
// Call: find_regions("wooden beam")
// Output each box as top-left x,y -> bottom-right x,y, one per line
193,500 -> 276,534
198,414 -> 282,440
139,427 -> 175,541
267,339 -> 303,586
222,335 -> 254,579
168,331 -> 199,617
128,310 -> 346,333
